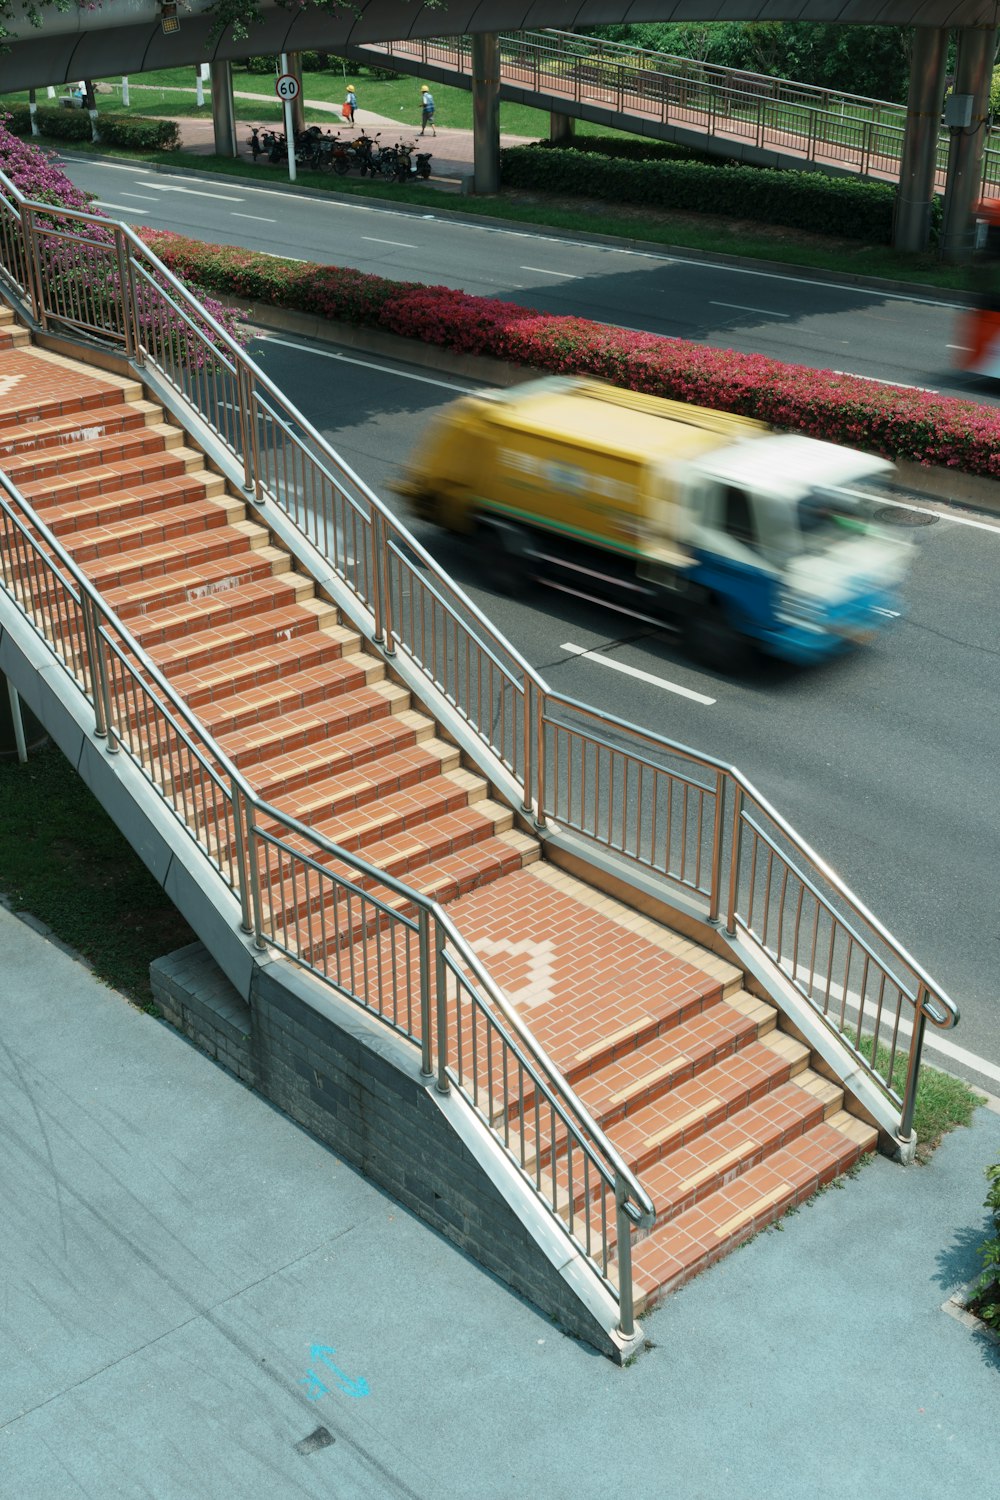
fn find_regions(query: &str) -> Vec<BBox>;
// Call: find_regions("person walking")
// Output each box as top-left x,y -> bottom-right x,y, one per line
419,84 -> 436,136
343,83 -> 357,125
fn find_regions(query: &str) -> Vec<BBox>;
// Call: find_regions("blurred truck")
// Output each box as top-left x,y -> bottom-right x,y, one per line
394,376 -> 910,669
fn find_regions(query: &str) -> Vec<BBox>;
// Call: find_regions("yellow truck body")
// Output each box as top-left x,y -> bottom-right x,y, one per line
398,376 -> 768,560
395,375 -> 908,669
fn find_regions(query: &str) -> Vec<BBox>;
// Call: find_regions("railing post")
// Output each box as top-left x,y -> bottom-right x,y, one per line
862,117 -> 873,176
123,240 -> 145,366
434,917 -> 450,1094
533,684 -> 546,830
614,1175 -> 636,1340
80,593 -> 108,741
521,676 -> 534,818
899,986 -> 929,1142
229,778 -> 254,934
709,768 -> 726,924
243,800 -> 268,951
22,204 -> 48,330
725,784 -> 744,938
113,227 -> 136,359
418,905 -> 435,1079
376,511 -> 395,654
236,360 -> 258,497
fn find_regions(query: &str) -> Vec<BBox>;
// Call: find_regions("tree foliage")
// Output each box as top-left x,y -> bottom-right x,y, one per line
591,22 -> 912,104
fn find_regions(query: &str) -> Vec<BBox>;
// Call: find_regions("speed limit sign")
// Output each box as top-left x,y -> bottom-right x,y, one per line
275,73 -> 300,101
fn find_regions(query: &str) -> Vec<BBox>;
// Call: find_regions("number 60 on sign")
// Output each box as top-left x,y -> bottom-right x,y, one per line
275,74 -> 300,101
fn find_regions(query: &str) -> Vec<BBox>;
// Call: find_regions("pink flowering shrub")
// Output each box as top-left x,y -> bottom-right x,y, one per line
141,230 -> 1000,479
0,124 -> 244,362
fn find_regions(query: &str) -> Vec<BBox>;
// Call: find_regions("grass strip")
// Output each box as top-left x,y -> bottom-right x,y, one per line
0,743 -> 195,1007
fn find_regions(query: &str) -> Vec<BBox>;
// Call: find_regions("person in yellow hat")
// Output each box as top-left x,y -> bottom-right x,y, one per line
343,83 -> 357,124
419,83 -> 435,136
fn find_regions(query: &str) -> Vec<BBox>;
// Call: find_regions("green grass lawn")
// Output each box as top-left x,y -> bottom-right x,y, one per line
0,65 -> 644,137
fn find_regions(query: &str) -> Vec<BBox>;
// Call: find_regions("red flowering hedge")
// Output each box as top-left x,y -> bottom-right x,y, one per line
141,230 -> 1000,479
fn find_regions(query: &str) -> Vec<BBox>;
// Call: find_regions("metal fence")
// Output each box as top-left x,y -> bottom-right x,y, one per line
0,169 -> 960,1322
356,28 -> 1000,197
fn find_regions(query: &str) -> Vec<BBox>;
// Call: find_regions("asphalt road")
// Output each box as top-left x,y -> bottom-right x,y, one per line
57,153 -> 998,404
53,154 -> 1000,1090
246,330 -> 1000,1095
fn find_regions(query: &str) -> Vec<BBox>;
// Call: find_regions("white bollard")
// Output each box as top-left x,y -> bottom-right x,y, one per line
122,76 -> 130,107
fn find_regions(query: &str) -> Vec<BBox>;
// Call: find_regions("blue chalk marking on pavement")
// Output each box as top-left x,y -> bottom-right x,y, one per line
308,1344 -> 370,1399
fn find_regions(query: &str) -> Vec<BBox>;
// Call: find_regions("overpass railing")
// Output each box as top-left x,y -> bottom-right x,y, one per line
0,171 -> 957,1204
357,28 -> 1000,197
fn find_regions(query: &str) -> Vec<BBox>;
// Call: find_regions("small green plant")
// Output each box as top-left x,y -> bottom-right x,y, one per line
857,1037 -> 983,1160
968,1161 -> 1000,1333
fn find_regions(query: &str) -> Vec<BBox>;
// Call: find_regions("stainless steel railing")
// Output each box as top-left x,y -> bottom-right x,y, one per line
352,28 -> 1000,197
0,168 -> 957,1178
0,467 -> 653,1336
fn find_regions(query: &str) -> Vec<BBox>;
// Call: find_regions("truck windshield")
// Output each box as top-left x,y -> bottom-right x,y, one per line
796,488 -> 872,550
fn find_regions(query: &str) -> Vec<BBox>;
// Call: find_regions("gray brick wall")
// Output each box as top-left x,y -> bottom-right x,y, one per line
151,942 -> 622,1359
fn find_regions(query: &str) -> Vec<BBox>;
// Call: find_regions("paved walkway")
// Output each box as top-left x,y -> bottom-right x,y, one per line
130,85 -> 533,188
2,900 -> 998,1499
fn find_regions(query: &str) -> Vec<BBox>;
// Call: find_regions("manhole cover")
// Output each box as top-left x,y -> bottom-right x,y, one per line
872,505 -> 940,527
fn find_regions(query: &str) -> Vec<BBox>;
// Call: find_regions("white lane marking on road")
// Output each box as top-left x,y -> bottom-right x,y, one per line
259,252 -> 306,262
64,158 -> 964,311
254,334 -> 474,393
711,300 -> 789,319
119,192 -> 158,201
521,265 -> 582,279
59,157 -> 145,172
93,201 -> 149,214
362,236 -> 417,248
925,1033 -> 1000,1087
135,181 -> 244,201
832,369 -> 939,393
560,642 -> 716,705
232,212 -> 276,223
844,486 -> 1000,536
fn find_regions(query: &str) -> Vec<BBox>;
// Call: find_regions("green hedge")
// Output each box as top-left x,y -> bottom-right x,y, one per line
98,116 -> 180,151
1,106 -> 32,136
29,107 -> 92,142
536,134 -> 732,168
500,143 -> 899,243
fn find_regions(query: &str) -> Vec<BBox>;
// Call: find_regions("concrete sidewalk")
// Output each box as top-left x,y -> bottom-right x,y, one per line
2,901 -> 998,1499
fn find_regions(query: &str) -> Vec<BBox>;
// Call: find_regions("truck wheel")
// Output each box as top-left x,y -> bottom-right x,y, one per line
479,519 -> 525,594
685,602 -> 751,674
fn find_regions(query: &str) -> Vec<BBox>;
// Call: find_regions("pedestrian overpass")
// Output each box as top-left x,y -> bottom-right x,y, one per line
0,1 -> 996,251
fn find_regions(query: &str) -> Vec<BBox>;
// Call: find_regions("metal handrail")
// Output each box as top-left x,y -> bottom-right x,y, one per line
0,448 -> 651,1333
0,163 -> 960,1310
351,28 -> 1000,196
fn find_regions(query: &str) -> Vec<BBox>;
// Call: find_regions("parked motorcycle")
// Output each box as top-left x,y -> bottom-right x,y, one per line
393,139 -> 432,182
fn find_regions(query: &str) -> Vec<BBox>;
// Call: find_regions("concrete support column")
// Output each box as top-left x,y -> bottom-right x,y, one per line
894,27 -> 949,253
472,32 -> 501,195
549,110 -> 575,145
940,26 -> 999,262
0,673 -> 46,761
287,51 -> 305,137
211,60 -> 237,159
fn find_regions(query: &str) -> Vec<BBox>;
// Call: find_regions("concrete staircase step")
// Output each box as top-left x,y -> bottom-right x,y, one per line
629,1113 -> 878,1312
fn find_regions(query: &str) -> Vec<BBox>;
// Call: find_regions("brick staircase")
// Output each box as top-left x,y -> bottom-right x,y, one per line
0,311 -> 877,1317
